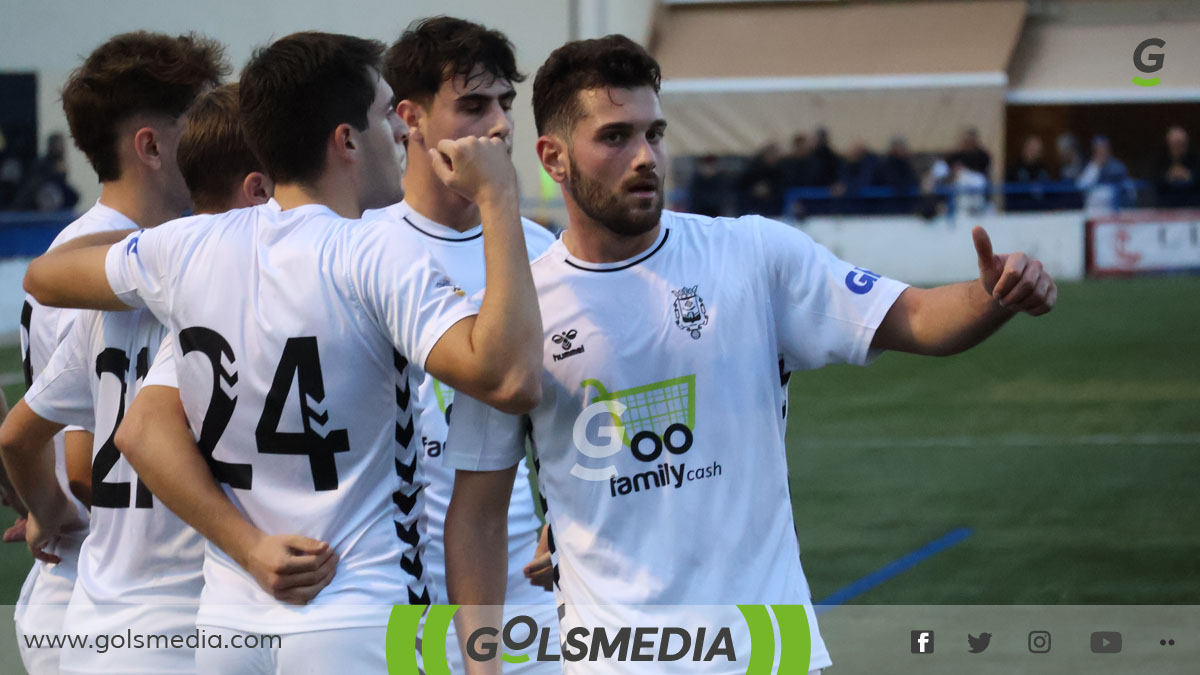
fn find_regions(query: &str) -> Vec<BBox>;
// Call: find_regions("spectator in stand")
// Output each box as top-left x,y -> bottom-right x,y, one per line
950,157 -> 989,217
737,142 -> 785,216
832,140 -> 878,214
1055,132 -> 1084,182
1077,135 -> 1132,216
1005,135 -> 1051,212
874,136 -> 920,214
1154,125 -> 1200,208
808,127 -> 841,187
781,133 -> 813,189
689,153 -> 728,218
949,127 -> 991,177
10,132 -> 80,212
0,127 -> 24,210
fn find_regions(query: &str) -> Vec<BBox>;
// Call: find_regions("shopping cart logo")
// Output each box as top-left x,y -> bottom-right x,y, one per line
672,286 -> 709,339
570,375 -> 719,495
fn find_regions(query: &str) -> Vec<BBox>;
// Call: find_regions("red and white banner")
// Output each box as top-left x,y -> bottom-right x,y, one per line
1087,211 -> 1200,277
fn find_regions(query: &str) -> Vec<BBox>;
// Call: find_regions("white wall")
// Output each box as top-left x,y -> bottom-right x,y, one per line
796,212 -> 1087,286
0,0 -> 580,210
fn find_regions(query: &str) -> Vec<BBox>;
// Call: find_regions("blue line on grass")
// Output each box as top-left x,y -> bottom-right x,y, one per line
815,526 -> 973,614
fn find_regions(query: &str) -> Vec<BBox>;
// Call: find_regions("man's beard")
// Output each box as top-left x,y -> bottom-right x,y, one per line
567,156 -> 663,237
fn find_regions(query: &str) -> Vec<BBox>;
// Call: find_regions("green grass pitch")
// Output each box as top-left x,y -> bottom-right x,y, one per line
1,276 -> 1197,605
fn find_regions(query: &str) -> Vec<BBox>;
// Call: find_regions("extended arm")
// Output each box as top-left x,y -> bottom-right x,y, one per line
872,227 -> 1057,356
23,229 -> 138,310
116,385 -> 338,604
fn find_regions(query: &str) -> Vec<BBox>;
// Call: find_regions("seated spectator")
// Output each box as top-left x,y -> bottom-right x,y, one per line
948,127 -> 991,177
950,158 -> 990,217
689,154 -> 729,218
874,136 -> 920,214
1154,125 -> 1200,208
781,133 -> 813,190
832,141 -> 879,214
808,127 -> 842,188
10,132 -> 79,212
737,142 -> 785,216
1077,135 -> 1132,216
0,127 -> 24,210
1055,132 -> 1084,182
1005,135 -> 1052,211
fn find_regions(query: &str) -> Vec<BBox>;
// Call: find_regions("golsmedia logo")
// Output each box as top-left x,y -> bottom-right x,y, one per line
384,605 -> 812,673
1133,38 -> 1165,87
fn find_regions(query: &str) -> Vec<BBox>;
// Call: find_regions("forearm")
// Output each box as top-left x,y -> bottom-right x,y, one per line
472,191 -> 543,407
25,237 -> 131,310
116,393 -> 263,568
890,282 -> 1014,356
0,402 -> 68,521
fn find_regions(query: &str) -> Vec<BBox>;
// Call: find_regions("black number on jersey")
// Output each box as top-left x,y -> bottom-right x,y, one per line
256,337 -> 349,491
20,301 -> 33,388
91,347 -> 152,509
180,327 -> 252,489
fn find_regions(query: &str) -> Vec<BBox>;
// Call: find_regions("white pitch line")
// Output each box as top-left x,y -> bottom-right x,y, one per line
0,372 -> 24,387
800,433 -> 1200,449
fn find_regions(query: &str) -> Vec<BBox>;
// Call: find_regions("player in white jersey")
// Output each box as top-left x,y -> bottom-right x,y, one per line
23,32 -> 543,674
368,17 -> 559,671
0,81 -> 272,675
443,36 -> 1058,674
9,31 -> 226,674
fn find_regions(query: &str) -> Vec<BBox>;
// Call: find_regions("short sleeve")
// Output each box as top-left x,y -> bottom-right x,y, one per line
104,228 -> 170,321
444,393 -> 528,471
346,219 -> 480,369
758,217 -> 908,370
24,315 -> 96,431
143,332 -> 178,389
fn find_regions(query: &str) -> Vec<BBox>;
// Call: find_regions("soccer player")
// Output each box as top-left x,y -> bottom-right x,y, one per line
23,31 -> 542,673
368,17 -> 558,671
443,36 -> 1057,674
0,81 -> 275,675
11,31 -> 225,674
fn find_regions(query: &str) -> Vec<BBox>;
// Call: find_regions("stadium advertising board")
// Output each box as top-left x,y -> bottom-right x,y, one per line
1087,212 -> 1200,277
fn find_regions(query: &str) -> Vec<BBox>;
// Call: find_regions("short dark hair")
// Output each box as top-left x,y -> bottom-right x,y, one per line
239,32 -> 384,185
178,84 -> 261,213
532,35 -> 661,136
383,16 -> 525,107
61,31 -> 227,182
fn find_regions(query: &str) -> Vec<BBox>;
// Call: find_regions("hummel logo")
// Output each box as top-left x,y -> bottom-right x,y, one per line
551,329 -> 585,362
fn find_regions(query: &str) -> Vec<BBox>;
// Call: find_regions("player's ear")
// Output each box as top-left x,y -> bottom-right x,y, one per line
396,99 -> 426,148
132,125 -> 163,171
242,171 -> 274,206
331,123 -> 356,164
537,135 -> 568,185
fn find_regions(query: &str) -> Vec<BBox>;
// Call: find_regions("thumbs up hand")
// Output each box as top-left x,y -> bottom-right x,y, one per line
972,226 -> 1057,316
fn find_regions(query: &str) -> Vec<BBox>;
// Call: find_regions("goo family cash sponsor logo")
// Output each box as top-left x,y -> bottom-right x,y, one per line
569,375 -> 721,497
384,605 -> 812,673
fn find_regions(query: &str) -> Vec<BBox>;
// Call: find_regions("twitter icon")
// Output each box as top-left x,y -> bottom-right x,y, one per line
968,633 -> 992,653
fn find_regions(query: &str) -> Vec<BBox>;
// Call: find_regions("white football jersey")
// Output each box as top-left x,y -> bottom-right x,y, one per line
25,314 -> 204,645
104,203 -> 480,633
446,211 -> 908,672
364,200 -> 555,597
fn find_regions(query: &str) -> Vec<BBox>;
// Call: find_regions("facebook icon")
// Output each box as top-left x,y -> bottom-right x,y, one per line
911,630 -> 935,654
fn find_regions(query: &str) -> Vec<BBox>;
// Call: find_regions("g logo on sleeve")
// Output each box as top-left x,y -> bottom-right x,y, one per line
844,267 -> 881,295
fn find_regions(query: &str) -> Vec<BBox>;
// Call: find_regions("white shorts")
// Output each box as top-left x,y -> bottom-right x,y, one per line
14,532 -> 83,675
194,625 -> 387,675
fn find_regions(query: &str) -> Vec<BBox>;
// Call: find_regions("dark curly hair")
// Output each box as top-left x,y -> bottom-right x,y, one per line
532,34 -> 661,137
61,31 -> 227,182
384,16 -> 525,107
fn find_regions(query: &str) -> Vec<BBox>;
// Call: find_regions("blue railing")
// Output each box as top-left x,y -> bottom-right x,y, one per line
0,210 -> 77,258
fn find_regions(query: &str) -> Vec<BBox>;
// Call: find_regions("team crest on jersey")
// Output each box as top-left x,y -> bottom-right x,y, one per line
672,286 -> 708,340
